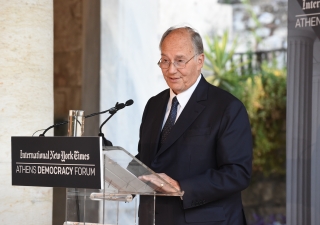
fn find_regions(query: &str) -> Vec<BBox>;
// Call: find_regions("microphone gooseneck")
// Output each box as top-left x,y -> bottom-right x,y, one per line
39,121 -> 68,137
98,100 -> 134,146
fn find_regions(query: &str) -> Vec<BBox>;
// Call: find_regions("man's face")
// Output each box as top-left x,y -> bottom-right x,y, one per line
160,29 -> 204,95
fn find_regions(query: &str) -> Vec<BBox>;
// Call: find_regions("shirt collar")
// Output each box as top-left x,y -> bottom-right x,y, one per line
169,74 -> 202,108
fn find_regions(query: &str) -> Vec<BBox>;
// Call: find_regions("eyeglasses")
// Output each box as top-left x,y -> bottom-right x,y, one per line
157,54 -> 197,69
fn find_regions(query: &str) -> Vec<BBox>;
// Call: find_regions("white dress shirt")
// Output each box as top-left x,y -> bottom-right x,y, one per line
162,74 -> 202,129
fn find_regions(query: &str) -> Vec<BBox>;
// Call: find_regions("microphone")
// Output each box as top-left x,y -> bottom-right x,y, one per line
125,99 -> 134,106
38,99 -> 134,137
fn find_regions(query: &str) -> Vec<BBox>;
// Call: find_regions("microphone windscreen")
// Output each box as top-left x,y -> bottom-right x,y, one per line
125,99 -> 134,106
116,103 -> 125,110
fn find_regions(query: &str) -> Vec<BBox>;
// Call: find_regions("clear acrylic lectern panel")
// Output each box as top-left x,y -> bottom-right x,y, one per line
65,146 -> 183,225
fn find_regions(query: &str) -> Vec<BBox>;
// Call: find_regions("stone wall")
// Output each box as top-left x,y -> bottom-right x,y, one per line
0,1 -> 53,224
242,176 -> 286,223
232,0 -> 288,52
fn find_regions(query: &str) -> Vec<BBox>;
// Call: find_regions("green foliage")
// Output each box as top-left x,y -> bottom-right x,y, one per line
204,33 -> 287,177
204,31 -> 250,93
240,62 -> 287,176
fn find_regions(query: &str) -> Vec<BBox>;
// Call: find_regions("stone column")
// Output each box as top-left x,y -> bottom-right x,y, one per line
287,0 -> 319,224
53,1 -> 101,224
0,1 -> 53,224
311,39 -> 320,225
286,33 -> 315,225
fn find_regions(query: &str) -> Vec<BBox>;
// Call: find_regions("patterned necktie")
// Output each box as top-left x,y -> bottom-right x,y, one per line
160,96 -> 179,144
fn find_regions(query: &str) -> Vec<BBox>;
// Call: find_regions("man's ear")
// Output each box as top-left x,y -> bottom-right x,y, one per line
197,53 -> 205,69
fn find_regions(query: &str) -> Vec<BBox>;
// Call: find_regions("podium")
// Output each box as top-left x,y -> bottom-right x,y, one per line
64,146 -> 183,225
11,137 -> 183,225
11,108 -> 183,224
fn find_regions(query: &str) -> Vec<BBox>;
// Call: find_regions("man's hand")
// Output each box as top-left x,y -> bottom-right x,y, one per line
139,173 -> 181,193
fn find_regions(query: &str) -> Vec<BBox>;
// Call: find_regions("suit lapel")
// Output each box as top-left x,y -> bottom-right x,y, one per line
148,90 -> 169,161
156,76 -> 209,157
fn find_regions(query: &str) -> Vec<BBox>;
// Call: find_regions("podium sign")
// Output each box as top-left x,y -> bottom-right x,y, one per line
11,137 -> 103,189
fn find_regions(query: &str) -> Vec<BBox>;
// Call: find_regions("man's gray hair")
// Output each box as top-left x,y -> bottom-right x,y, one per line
159,26 -> 204,55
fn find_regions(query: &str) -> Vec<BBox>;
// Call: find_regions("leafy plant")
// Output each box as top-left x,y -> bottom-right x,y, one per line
241,61 -> 287,176
204,31 -> 251,93
204,33 -> 287,177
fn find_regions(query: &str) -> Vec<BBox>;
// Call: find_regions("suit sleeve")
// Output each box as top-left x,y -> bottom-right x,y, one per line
135,97 -> 152,161
178,100 -> 253,209
127,98 -> 153,177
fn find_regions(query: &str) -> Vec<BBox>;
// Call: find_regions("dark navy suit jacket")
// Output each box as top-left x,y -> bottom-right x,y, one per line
136,76 -> 252,225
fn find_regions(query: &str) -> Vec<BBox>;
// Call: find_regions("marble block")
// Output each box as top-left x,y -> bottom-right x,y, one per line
0,0 -> 54,224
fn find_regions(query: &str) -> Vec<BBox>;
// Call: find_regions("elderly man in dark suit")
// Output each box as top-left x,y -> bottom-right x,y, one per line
137,26 -> 252,225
